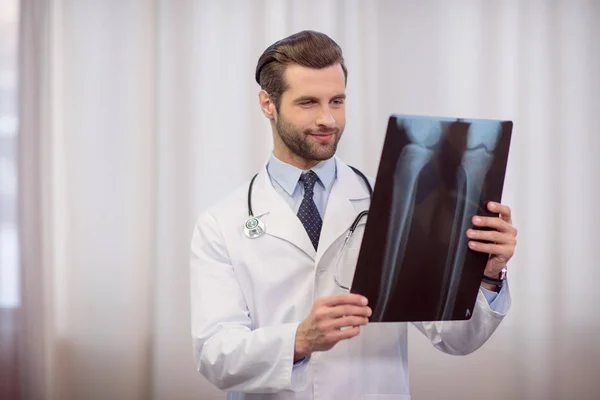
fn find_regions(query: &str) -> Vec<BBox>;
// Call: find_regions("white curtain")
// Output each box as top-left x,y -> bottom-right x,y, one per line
17,1 -> 600,399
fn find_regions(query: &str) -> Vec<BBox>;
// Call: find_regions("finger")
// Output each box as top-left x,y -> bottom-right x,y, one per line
321,316 -> 369,331
314,305 -> 370,321
326,326 -> 361,343
318,293 -> 368,307
319,305 -> 372,320
472,216 -> 516,234
466,229 -> 514,244
468,241 -> 515,255
488,202 -> 512,223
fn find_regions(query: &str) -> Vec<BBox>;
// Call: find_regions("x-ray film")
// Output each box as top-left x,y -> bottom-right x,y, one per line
350,114 -> 513,322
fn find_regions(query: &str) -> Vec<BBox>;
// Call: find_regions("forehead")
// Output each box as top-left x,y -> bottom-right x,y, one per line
282,63 -> 346,97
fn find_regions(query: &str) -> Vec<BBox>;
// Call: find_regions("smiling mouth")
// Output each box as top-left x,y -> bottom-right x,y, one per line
311,134 -> 334,141
310,132 -> 335,140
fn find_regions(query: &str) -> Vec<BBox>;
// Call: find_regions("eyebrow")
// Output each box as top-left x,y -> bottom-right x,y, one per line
293,94 -> 346,104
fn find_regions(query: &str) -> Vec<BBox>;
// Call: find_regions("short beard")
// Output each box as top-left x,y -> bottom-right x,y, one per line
275,113 -> 343,162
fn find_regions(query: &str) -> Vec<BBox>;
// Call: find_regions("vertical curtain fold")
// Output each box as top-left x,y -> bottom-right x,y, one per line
16,1 -> 600,399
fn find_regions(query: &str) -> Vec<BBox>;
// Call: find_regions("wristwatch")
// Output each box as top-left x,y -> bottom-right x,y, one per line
482,267 -> 507,288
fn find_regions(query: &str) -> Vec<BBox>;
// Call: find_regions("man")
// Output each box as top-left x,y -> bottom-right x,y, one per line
190,30 -> 516,399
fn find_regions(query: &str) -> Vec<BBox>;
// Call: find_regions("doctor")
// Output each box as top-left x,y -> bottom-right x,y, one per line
190,30 -> 517,400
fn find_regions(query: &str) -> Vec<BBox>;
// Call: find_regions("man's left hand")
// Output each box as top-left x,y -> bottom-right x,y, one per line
466,202 -> 518,280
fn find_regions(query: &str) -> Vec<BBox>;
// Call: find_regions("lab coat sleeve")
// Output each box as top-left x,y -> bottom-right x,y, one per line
190,211 -> 308,393
411,283 -> 511,355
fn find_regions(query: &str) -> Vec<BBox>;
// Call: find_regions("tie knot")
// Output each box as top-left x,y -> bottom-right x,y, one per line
300,170 -> 319,194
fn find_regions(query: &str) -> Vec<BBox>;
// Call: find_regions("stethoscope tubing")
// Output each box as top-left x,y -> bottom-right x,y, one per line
244,166 -> 372,242
247,166 -> 372,218
245,165 -> 373,290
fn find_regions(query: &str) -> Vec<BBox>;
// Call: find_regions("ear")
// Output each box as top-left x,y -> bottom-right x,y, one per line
258,90 -> 276,120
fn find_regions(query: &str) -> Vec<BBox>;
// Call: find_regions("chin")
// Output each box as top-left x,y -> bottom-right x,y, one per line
310,148 -> 337,161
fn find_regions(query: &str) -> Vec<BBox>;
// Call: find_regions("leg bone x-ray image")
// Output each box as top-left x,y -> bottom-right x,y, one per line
350,115 -> 513,322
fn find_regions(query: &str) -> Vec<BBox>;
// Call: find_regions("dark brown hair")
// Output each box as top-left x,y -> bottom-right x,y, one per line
255,30 -> 348,110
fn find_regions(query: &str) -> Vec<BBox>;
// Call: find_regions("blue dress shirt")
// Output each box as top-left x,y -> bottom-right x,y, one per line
266,153 -> 336,218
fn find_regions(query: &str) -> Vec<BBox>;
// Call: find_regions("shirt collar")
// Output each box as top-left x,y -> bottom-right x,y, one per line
267,153 -> 337,196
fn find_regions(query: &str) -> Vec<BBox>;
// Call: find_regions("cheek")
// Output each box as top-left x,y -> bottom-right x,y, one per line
279,114 -> 311,134
292,112 -> 317,129
332,108 -> 346,125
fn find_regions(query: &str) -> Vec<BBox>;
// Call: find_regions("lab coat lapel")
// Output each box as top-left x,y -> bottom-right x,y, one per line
252,168 -> 317,260
316,159 -> 371,264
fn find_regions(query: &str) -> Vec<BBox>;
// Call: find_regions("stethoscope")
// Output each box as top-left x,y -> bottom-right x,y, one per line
243,166 -> 373,240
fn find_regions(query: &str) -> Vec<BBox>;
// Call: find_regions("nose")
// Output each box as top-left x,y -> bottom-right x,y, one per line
315,105 -> 336,128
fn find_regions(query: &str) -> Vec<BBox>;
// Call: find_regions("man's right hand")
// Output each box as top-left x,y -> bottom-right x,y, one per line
294,293 -> 372,361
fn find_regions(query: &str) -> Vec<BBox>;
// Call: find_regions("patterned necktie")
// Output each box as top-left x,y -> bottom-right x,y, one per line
297,171 -> 322,250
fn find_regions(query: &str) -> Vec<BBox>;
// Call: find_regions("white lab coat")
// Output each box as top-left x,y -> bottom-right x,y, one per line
190,157 -> 510,400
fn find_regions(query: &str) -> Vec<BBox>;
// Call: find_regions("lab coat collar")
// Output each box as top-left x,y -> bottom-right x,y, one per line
252,156 -> 371,261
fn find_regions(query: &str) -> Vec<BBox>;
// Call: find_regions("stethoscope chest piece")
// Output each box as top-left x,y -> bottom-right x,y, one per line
243,217 -> 265,239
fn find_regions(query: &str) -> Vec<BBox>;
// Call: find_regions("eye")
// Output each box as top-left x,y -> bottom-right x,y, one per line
331,99 -> 345,106
299,100 -> 316,106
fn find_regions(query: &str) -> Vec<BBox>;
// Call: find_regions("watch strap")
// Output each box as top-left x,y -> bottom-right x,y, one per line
482,267 -> 507,288
481,276 -> 505,288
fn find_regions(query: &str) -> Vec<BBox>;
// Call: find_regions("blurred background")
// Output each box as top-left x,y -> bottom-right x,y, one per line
1,0 -> 599,399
